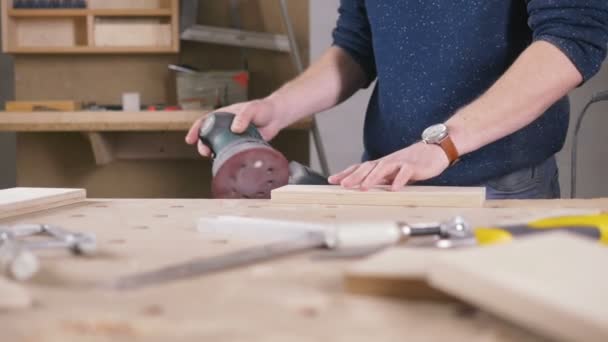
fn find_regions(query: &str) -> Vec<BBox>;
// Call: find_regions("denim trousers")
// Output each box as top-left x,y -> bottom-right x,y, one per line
484,156 -> 560,200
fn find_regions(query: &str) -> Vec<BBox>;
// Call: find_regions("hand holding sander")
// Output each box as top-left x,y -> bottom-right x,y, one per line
199,112 -> 328,199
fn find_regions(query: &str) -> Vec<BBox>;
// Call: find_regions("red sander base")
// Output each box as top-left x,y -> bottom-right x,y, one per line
211,144 -> 289,199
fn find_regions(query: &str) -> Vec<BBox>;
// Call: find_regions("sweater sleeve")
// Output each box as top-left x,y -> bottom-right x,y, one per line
332,0 -> 377,87
527,0 -> 608,83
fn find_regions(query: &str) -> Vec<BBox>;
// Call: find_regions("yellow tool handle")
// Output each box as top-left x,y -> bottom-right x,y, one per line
473,214 -> 608,246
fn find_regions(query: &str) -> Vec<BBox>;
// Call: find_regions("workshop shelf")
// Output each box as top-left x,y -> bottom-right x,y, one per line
1,0 -> 179,54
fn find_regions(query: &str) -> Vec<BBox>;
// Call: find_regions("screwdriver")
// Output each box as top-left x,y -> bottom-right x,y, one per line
321,213 -> 608,252
472,213 -> 608,246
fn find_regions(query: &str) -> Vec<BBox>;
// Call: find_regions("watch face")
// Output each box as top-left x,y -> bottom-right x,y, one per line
422,124 -> 448,144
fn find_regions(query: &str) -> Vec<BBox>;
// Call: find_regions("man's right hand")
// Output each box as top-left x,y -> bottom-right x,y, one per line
185,47 -> 370,157
185,98 -> 285,157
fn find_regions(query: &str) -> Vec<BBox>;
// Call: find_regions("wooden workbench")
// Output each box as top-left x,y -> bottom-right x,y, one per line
1,197 -> 605,341
0,111 -> 312,198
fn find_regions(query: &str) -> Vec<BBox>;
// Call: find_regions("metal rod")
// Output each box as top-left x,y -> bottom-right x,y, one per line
278,0 -> 303,73
278,0 -> 330,175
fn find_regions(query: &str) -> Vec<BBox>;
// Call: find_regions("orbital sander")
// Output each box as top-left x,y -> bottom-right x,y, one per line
199,112 -> 328,199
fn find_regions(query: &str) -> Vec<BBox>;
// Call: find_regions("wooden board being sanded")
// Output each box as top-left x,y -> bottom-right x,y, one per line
427,233 -> 608,342
0,187 -> 86,220
271,185 -> 486,207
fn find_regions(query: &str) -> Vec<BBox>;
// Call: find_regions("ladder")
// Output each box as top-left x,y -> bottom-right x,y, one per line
179,0 -> 329,175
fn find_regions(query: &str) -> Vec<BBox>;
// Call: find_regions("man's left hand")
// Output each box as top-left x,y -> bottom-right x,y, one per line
328,142 -> 450,191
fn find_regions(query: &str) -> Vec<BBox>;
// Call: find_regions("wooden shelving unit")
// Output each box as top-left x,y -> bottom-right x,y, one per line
1,0 -> 179,54
7,8 -> 173,17
0,111 -> 314,132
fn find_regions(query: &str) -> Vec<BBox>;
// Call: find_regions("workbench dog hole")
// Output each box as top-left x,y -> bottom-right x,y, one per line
133,225 -> 150,230
170,205 -> 184,208
140,305 -> 164,317
70,214 -> 86,218
154,214 -> 169,218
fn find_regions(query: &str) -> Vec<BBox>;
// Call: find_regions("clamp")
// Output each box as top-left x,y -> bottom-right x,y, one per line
0,224 -> 96,281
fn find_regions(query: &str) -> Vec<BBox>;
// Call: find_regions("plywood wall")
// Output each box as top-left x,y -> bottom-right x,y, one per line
13,0 -> 309,105
0,13 -> 17,189
9,1 -> 310,198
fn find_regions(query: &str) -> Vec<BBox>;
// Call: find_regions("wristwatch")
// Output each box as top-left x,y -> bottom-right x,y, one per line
421,123 -> 459,166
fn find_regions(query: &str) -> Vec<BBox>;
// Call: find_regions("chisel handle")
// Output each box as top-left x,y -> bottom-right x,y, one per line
474,214 -> 608,245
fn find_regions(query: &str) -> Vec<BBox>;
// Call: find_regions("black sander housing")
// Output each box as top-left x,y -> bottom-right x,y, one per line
199,112 -> 328,199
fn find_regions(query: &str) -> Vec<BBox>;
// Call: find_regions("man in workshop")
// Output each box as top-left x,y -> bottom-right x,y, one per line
186,1 -> 608,199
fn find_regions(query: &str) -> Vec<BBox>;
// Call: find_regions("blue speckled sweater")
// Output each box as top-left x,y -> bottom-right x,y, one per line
332,0 -> 608,185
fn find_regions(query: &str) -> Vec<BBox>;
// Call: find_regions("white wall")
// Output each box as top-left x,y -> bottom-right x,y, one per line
309,0 -> 371,175
559,63 -> 608,198
309,0 -> 608,198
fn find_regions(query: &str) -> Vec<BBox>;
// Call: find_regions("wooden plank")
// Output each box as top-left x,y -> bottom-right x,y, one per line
16,17 -> 76,47
169,0 -> 178,52
13,54 -> 178,105
92,9 -> 172,16
88,0 -> 164,9
1,0 -> 9,52
7,45 -> 178,53
344,208 -> 603,301
94,18 -> 171,47
0,187 -> 86,219
86,14 -> 94,46
0,111 -> 312,132
271,185 -> 486,207
6,100 -> 82,112
8,9 -> 172,17
427,233 -> 608,342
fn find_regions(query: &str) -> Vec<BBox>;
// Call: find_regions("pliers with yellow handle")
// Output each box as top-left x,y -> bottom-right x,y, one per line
433,214 -> 608,248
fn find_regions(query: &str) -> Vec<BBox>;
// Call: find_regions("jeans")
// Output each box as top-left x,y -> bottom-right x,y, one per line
484,156 -> 561,200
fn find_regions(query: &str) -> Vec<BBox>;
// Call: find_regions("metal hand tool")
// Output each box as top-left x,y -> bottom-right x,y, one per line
110,213 -> 608,290
318,213 -> 608,258
109,219 -> 463,290
25,224 -> 97,255
0,224 -> 96,280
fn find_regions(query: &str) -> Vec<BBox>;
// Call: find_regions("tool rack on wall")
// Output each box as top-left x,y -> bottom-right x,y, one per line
1,0 -> 179,53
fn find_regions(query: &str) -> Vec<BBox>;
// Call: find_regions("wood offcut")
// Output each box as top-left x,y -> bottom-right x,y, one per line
0,187 -> 86,220
271,185 -> 486,207
427,233 -> 608,342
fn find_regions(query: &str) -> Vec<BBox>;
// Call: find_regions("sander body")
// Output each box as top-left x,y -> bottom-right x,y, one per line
199,112 -> 328,199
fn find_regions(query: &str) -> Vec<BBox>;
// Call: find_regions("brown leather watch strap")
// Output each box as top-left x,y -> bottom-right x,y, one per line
439,136 -> 459,166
